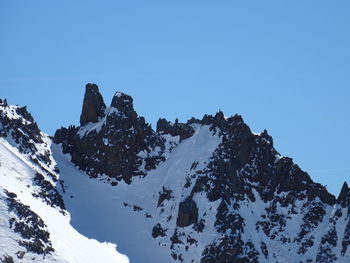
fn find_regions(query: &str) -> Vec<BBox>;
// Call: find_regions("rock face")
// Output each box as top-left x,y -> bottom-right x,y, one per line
0,101 -> 48,165
55,85 -> 167,184
110,92 -> 135,116
176,197 -> 198,227
338,182 -> 350,206
80,83 -> 106,125
157,118 -> 195,141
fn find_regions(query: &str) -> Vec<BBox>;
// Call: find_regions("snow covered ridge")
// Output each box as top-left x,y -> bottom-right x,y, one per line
51,84 -> 350,263
0,100 -> 128,262
1,83 -> 350,263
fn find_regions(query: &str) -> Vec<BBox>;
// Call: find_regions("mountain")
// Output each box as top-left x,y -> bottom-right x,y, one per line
0,99 -> 128,263
1,84 -> 349,263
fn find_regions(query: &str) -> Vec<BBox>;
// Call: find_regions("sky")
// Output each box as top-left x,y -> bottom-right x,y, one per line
1,0 -> 349,196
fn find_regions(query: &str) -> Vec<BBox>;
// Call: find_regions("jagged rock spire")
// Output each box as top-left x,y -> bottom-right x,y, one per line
338,181 -> 350,206
110,92 -> 135,117
80,83 -> 106,125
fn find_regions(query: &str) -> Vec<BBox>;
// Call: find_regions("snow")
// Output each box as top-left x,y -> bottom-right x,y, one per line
77,107 -> 130,137
2,100 -> 350,262
54,124 -> 222,263
0,138 -> 128,263
0,105 -> 28,124
115,92 -> 123,98
77,117 -> 105,137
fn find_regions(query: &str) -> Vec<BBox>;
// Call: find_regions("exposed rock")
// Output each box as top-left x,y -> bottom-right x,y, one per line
0,102 -> 51,166
338,182 -> 350,207
342,220 -> 350,256
176,197 -> 198,227
0,255 -> 14,263
80,83 -> 106,125
5,190 -> 54,256
152,223 -> 167,238
55,85 -> 165,184
32,172 -> 65,212
157,187 -> 173,207
157,118 -> 195,141
110,92 -> 135,118
201,235 -> 259,263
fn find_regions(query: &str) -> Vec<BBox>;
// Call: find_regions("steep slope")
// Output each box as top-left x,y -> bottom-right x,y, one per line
53,84 -> 350,263
0,100 -> 128,263
53,123 -> 219,262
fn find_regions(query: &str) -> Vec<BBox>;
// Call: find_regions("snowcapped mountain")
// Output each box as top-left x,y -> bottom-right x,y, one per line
0,100 -> 128,263
1,84 -> 350,263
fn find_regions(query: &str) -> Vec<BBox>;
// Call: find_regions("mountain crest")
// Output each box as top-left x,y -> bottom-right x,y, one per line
110,91 -> 135,116
338,181 -> 350,206
2,85 -> 350,262
80,83 -> 106,125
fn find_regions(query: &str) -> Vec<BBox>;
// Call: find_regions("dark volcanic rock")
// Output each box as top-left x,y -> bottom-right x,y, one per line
338,182 -> 350,207
176,196 -> 198,227
55,85 -> 165,184
32,172 -> 65,211
157,118 -> 195,141
4,190 -> 54,256
80,83 -> 106,125
0,101 -> 48,164
110,92 -> 135,117
157,186 -> 173,207
152,223 -> 167,238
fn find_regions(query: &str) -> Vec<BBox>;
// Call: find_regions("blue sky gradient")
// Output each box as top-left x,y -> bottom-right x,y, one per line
1,1 -> 349,195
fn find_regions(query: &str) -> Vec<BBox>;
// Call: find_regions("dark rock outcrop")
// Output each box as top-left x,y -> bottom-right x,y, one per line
152,223 -> 167,238
176,197 -> 198,227
32,172 -> 65,212
110,92 -> 135,117
80,83 -> 106,125
158,187 -> 173,207
338,182 -> 350,207
4,190 -> 54,256
157,118 -> 195,141
55,85 -> 166,184
0,101 -> 50,165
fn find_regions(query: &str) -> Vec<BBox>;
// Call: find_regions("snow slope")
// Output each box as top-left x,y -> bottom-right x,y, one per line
0,103 -> 128,263
54,124 -> 221,263
52,85 -> 350,263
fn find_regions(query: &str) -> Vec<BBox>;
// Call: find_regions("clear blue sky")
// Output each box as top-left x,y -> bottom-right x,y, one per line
1,1 -> 349,196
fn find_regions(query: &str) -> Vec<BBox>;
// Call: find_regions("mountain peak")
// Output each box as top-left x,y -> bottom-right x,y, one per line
338,181 -> 350,205
3,90 -> 350,263
80,83 -> 106,125
110,91 -> 134,116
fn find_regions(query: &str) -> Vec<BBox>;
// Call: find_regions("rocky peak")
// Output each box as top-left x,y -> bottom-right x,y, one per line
55,85 -> 166,184
0,98 -> 8,107
0,102 -> 54,166
338,181 -> 350,207
80,83 -> 106,125
110,91 -> 135,118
